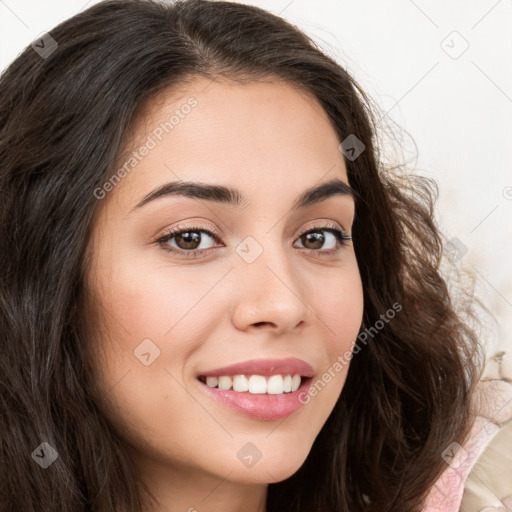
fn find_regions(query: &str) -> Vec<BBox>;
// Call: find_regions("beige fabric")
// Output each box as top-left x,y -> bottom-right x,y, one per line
460,350 -> 512,512
421,371 -> 512,511
460,419 -> 512,511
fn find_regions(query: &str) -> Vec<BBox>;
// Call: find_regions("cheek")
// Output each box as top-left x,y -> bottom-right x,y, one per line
97,253 -> 225,346
84,254 -> 230,410
82,260 -> 214,450
309,258 -> 364,351
327,276 -> 364,350
285,257 -> 363,422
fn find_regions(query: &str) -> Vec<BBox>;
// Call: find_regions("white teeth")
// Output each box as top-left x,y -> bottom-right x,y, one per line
266,375 -> 283,394
206,376 -> 218,388
291,375 -> 301,392
201,373 -> 304,394
218,376 -> 232,390
248,375 -> 267,394
232,374 -> 249,392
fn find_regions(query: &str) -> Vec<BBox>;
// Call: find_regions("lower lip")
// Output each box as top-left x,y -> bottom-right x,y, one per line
197,377 -> 313,420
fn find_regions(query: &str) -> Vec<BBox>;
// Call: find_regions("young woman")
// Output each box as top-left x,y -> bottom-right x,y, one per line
0,1 -> 485,511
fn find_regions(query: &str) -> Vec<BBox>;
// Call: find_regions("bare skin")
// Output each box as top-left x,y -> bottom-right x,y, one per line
81,76 -> 364,512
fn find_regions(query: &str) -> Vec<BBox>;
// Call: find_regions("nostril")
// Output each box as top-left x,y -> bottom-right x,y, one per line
253,322 -> 275,328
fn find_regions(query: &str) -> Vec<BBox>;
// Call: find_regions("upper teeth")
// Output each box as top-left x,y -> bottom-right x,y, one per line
204,374 -> 302,394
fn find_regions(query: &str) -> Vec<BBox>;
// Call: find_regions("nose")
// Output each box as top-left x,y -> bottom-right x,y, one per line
230,242 -> 310,334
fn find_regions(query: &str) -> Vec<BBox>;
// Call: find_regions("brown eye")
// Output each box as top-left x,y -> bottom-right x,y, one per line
294,227 -> 350,253
173,230 -> 202,250
299,231 -> 325,250
156,226 -> 220,257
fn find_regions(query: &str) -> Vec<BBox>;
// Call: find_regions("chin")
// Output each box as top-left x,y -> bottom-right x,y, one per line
221,447 -> 310,485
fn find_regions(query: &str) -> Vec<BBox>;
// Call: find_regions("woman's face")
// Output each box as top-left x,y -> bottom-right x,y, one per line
82,77 -> 364,488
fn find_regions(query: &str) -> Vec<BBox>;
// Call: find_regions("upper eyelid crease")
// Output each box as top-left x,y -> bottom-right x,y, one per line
131,178 -> 356,213
156,220 -> 351,243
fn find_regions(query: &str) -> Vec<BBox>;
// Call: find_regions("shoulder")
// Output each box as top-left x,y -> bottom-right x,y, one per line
422,415 -> 499,512
461,419 -> 512,511
422,359 -> 512,512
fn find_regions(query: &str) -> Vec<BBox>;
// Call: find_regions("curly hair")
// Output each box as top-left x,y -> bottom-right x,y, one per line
0,1 -> 485,510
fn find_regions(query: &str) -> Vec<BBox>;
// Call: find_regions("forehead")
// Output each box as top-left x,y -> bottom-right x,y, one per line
103,76 -> 348,213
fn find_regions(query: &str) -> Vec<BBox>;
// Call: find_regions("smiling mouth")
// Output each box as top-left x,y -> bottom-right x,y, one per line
197,374 -> 312,395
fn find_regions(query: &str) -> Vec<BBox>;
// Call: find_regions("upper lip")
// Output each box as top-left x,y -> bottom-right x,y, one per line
197,357 -> 314,378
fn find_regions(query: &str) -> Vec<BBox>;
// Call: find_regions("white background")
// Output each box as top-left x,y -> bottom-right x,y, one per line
1,0 -> 511,364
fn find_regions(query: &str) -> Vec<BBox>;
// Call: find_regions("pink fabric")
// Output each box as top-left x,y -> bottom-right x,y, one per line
422,379 -> 512,511
422,416 -> 500,511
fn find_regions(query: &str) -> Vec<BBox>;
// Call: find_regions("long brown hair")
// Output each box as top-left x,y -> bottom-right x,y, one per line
0,1 -> 485,510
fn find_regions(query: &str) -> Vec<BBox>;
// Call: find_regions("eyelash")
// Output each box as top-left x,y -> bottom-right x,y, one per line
155,222 -> 352,259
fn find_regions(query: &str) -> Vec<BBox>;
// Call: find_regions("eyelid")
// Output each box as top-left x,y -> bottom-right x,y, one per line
156,218 -> 349,242
154,221 -> 223,254
156,219 -> 221,240
297,220 -> 350,238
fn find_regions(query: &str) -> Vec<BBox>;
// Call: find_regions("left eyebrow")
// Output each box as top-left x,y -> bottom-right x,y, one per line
130,177 -> 356,213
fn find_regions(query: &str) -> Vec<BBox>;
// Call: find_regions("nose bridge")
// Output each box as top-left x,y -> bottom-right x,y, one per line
235,228 -> 293,285
231,229 -> 309,331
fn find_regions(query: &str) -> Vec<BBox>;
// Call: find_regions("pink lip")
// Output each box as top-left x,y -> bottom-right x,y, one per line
195,357 -> 315,421
196,357 -> 314,378
197,376 -> 313,421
